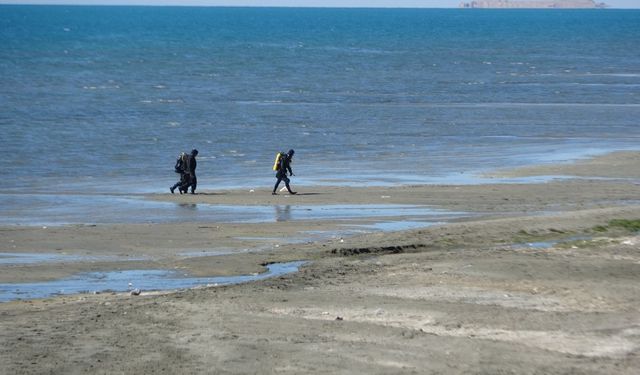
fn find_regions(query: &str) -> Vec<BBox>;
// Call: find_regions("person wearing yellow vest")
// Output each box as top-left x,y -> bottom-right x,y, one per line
272,149 -> 296,195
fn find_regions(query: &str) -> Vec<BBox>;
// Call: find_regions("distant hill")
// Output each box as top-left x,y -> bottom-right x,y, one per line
459,0 -> 608,8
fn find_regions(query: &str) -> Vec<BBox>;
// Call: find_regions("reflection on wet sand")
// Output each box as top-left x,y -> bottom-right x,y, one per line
274,205 -> 292,222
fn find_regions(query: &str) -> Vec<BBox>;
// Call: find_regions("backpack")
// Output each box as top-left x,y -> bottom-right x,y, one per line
272,152 -> 284,171
174,152 -> 187,173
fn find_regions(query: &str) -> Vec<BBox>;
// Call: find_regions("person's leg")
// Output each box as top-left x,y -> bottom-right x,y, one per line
170,174 -> 185,194
273,176 -> 283,194
283,176 -> 296,194
190,175 -> 197,194
180,174 -> 191,194
170,181 -> 180,194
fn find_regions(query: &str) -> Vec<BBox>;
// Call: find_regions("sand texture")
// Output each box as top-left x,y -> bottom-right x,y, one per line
1,152 -> 639,374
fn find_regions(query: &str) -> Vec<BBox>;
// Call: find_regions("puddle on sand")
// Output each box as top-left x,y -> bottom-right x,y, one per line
239,219 -> 451,246
514,240 -> 559,249
513,236 -> 592,250
177,249 -> 244,258
344,220 -> 441,232
0,252 -> 146,265
0,261 -> 306,302
300,219 -> 446,243
1,193 -> 465,226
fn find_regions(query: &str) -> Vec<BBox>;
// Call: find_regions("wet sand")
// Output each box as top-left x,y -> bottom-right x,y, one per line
1,152 -> 639,374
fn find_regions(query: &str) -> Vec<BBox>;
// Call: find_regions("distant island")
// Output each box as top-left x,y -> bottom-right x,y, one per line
459,0 -> 608,8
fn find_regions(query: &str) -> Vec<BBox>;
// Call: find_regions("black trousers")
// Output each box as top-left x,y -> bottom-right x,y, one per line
172,173 -> 188,192
273,174 -> 292,193
181,174 -> 197,193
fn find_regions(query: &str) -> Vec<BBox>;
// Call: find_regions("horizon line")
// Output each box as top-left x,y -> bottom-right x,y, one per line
0,3 -> 635,9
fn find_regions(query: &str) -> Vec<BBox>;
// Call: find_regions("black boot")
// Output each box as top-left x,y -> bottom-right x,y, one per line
285,181 -> 296,195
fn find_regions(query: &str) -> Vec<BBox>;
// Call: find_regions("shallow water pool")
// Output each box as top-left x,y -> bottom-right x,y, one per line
0,261 -> 306,302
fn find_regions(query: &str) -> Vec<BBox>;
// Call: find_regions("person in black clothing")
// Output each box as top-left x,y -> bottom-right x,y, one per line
181,149 -> 198,194
170,152 -> 189,194
272,149 -> 296,195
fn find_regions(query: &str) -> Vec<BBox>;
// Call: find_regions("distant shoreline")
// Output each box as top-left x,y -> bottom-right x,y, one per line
459,0 -> 607,9
0,3 -> 634,9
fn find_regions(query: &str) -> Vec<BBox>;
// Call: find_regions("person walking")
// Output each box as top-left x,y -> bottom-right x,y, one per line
182,149 -> 198,194
272,149 -> 296,195
170,152 -> 188,194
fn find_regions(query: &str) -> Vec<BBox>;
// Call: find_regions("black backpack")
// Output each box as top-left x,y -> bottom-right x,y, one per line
174,152 -> 187,173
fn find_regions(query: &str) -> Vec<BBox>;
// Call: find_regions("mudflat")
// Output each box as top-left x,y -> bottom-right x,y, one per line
1,152 -> 639,374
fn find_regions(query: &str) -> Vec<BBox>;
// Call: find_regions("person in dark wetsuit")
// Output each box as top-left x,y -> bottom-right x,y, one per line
181,149 -> 198,194
170,152 -> 189,194
272,149 -> 297,195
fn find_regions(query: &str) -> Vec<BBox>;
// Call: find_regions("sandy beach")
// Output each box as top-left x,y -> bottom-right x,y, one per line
1,151 -> 639,374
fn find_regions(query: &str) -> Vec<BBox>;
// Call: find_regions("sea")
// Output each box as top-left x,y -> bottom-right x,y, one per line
1,6 -> 639,224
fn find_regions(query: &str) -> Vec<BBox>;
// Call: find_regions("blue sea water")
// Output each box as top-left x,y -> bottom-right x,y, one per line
1,6 -> 639,222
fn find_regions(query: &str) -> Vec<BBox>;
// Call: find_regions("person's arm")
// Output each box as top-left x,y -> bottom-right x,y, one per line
287,158 -> 293,176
